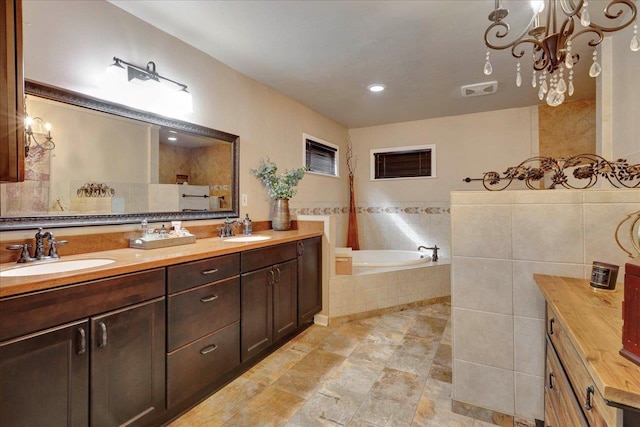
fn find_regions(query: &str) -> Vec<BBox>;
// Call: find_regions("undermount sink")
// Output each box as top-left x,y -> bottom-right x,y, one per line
223,235 -> 272,243
0,258 -> 116,277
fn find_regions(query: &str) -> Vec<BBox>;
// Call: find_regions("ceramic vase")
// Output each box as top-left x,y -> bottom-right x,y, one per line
272,198 -> 291,231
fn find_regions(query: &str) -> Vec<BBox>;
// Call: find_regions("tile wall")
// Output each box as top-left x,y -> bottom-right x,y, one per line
450,189 -> 640,421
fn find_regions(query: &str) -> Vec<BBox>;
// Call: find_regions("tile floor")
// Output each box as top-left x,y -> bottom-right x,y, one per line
169,302 -> 498,426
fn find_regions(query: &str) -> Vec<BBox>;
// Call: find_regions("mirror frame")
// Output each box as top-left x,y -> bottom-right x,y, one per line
0,80 -> 239,231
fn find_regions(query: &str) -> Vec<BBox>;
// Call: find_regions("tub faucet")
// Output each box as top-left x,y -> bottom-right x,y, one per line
418,244 -> 439,262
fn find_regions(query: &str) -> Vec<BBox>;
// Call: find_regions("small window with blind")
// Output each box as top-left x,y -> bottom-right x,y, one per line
370,145 -> 436,180
303,134 -> 339,177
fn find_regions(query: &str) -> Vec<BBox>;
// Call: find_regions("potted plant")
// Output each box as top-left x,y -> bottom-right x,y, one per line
251,158 -> 306,230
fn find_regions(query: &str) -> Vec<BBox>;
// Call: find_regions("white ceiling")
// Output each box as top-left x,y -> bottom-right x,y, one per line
108,0 -> 617,129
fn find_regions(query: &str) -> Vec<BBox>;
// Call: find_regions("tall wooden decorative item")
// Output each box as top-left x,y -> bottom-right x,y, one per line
346,136 -> 360,249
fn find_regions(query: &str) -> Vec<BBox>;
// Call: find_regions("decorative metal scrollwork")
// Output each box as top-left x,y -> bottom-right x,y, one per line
76,183 -> 116,198
616,210 -> 640,258
463,154 -> 640,191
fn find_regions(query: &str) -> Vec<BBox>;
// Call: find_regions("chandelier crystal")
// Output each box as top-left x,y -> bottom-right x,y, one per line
483,0 -> 638,106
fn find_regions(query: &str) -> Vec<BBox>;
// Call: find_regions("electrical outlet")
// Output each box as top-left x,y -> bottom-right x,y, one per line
241,194 -> 248,206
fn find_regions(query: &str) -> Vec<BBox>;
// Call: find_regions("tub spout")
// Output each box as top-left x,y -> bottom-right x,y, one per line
418,245 -> 439,262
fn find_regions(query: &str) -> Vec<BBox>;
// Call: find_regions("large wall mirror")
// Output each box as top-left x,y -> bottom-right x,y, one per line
0,81 -> 239,231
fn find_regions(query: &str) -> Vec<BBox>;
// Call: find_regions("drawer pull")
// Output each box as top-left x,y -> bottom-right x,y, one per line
548,372 -> 555,389
200,294 -> 219,303
549,318 -> 555,335
268,270 -> 275,286
200,344 -> 218,355
97,322 -> 107,348
585,385 -> 594,410
77,327 -> 86,355
275,267 -> 281,283
201,268 -> 219,275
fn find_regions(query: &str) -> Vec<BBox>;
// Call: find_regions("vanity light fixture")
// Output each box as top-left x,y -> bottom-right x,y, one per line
367,83 -> 386,92
106,57 -> 193,112
24,115 -> 55,157
483,0 -> 638,107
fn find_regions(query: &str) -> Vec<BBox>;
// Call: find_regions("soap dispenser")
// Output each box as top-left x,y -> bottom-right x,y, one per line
243,213 -> 252,235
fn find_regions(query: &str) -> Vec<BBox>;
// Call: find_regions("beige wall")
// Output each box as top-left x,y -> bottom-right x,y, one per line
1,0 -> 348,239
538,99 -> 596,158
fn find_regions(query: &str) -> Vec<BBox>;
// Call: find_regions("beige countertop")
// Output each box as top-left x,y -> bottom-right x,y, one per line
534,274 -> 640,410
0,229 -> 322,298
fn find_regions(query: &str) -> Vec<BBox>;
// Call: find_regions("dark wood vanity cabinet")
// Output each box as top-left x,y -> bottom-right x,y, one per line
0,320 -> 89,427
1,0 -> 25,182
0,269 -> 166,427
166,254 -> 241,408
297,237 -> 322,325
240,243 -> 298,362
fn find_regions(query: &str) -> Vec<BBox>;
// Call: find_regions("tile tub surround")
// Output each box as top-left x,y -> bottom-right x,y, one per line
328,260 -> 451,320
169,301 -> 507,426
450,189 -> 640,422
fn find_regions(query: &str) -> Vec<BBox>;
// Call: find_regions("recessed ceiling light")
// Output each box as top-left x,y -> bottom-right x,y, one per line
168,137 -> 177,141
367,84 -> 386,93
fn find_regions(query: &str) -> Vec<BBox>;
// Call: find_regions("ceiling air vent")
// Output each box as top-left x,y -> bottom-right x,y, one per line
460,81 -> 498,98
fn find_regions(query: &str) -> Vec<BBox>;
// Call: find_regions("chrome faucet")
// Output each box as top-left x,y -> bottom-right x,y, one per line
6,228 -> 68,263
418,244 -> 439,262
218,218 -> 240,238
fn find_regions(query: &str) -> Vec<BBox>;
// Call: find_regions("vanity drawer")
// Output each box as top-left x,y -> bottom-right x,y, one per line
167,253 -> 239,293
167,277 -> 240,351
545,338 -> 589,427
0,268 -> 165,342
546,306 -> 615,426
241,242 -> 297,273
167,321 -> 240,407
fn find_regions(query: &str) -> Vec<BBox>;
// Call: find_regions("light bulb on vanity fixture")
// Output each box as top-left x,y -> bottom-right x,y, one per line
483,0 -> 638,107
105,57 -> 193,113
24,114 -> 55,157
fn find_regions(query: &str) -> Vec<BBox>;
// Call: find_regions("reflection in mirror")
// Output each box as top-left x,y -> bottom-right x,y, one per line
0,81 -> 239,230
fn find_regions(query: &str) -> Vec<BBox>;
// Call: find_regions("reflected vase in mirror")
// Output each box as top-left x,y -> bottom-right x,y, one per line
272,199 -> 291,231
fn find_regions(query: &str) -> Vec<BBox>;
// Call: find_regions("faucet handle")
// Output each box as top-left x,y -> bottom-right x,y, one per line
48,239 -> 68,258
7,244 -> 34,263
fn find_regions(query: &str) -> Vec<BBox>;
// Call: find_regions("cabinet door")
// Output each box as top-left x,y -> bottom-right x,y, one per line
297,237 -> 322,325
91,298 -> 165,427
273,259 -> 298,342
241,266 -> 273,362
0,320 -> 88,427
0,0 -> 25,183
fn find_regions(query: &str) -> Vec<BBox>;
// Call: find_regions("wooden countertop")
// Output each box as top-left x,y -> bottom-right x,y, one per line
0,228 -> 322,298
534,274 -> 640,410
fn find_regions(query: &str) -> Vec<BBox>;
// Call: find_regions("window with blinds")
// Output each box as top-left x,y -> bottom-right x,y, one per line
370,145 -> 436,180
304,134 -> 338,177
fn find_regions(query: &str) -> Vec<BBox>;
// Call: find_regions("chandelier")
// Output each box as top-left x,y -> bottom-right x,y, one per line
483,0 -> 638,106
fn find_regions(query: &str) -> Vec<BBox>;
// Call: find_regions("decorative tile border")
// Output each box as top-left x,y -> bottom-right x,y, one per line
290,204 -> 450,216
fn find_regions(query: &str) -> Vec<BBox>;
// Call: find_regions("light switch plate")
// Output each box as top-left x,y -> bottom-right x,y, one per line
241,194 -> 248,206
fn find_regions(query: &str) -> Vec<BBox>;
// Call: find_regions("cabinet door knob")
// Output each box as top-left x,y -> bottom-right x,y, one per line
200,294 -> 219,303
548,372 -> 555,390
97,322 -> 108,348
549,318 -> 555,335
297,242 -> 304,256
77,327 -> 86,355
585,385 -> 594,410
200,344 -> 218,355
275,267 -> 281,283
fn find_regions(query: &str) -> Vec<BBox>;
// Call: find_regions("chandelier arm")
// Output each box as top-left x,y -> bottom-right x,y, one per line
484,12 -> 538,50
511,38 -> 549,65
27,133 -> 56,151
568,27 -> 605,46
602,0 -> 637,22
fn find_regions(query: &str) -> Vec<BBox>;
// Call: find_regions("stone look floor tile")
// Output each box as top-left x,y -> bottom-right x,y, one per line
170,302 -> 502,427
